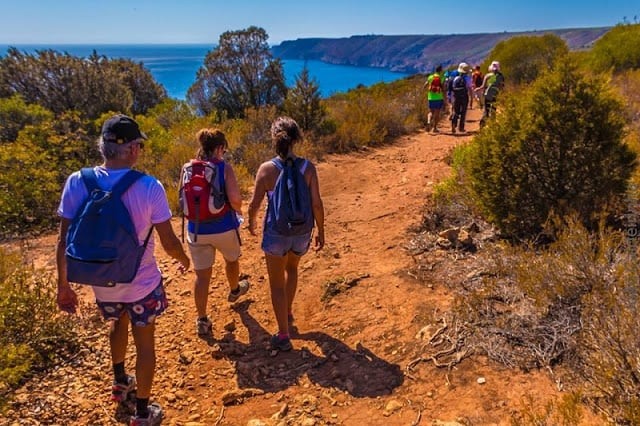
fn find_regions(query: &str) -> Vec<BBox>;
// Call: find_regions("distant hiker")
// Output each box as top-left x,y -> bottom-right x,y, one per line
471,65 -> 484,109
179,128 -> 249,337
475,60 -> 505,127
444,67 -> 459,106
247,116 -> 325,352
450,62 -> 472,134
56,114 -> 190,426
424,65 -> 446,133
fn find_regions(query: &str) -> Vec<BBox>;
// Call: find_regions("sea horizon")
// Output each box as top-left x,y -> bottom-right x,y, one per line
0,43 -> 411,100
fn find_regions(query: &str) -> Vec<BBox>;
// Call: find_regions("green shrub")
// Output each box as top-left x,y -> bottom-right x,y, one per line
468,58 -> 636,239
0,248 -> 80,396
428,143 -> 482,230
0,95 -> 53,143
590,23 -> 640,73
483,33 -> 569,86
0,112 -> 96,238
0,48 -> 166,119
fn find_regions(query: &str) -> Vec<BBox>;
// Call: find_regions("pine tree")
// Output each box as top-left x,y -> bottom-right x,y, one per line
283,65 -> 326,132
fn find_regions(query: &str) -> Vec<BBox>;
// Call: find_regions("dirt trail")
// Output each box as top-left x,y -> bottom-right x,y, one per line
6,108 -> 589,425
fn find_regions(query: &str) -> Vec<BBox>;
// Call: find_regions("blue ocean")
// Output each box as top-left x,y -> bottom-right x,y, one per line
0,44 -> 411,100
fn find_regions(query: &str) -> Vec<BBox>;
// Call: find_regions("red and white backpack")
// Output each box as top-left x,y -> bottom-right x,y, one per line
179,159 -> 229,239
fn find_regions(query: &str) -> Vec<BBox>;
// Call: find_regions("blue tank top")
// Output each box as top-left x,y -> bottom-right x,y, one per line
187,161 -> 239,234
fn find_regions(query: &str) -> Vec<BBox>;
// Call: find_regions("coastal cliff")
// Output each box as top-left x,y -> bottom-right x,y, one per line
271,27 -> 610,73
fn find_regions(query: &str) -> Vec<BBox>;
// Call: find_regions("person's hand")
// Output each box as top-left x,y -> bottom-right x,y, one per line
57,285 -> 78,314
314,232 -> 325,252
177,257 -> 190,274
247,221 -> 257,236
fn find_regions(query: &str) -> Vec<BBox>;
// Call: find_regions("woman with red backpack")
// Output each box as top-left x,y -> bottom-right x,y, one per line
180,128 -> 249,338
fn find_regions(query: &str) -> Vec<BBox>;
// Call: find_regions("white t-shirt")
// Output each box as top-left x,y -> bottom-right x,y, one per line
58,166 -> 172,303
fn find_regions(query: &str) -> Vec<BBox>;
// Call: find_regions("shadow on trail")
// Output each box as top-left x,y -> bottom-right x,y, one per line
452,130 -> 478,137
204,301 -> 403,397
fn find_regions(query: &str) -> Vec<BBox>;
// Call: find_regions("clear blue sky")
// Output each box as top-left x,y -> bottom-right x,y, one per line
0,0 -> 637,45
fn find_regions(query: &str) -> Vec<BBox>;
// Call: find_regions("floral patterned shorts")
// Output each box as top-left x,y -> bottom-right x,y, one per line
96,283 -> 168,327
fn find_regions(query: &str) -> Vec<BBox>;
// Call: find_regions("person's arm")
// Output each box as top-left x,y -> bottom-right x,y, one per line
154,220 -> 190,272
307,163 -> 325,251
55,218 -> 78,314
224,163 -> 242,212
475,74 -> 490,93
177,165 -> 185,211
247,163 -> 269,236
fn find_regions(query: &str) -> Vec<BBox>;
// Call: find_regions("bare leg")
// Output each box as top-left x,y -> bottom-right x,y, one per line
193,267 -> 212,318
131,323 -> 156,399
265,254 -> 289,335
432,108 -> 441,131
109,314 -> 129,365
225,259 -> 239,292
285,252 -> 301,316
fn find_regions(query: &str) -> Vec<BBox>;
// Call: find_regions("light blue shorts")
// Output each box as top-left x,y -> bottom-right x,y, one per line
262,230 -> 312,257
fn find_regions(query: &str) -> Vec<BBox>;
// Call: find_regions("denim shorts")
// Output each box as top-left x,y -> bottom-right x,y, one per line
96,282 -> 167,327
262,230 -> 312,257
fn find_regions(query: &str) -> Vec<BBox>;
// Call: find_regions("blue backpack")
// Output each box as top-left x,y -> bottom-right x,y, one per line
65,168 -> 153,287
265,157 -> 314,236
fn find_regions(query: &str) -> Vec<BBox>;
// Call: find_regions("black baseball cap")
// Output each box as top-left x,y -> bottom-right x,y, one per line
101,114 -> 147,144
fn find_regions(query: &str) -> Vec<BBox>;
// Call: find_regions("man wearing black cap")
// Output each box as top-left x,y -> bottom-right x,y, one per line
56,114 -> 190,425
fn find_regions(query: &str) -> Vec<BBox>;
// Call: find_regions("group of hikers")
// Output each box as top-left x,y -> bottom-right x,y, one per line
425,60 -> 505,133
55,114 -> 325,425
52,58 -> 504,425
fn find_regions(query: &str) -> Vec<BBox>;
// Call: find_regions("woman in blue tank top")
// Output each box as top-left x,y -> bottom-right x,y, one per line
247,117 -> 325,352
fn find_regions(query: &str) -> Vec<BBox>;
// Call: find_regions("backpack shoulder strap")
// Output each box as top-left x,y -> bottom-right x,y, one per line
112,170 -> 152,244
272,157 -> 285,171
111,170 -> 145,197
213,160 -> 224,176
80,167 -> 99,193
294,157 -> 309,174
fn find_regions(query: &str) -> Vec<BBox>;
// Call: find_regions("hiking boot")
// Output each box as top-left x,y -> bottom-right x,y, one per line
111,375 -> 136,403
270,334 -> 293,352
130,402 -> 163,426
228,279 -> 250,303
196,317 -> 213,336
451,124 -> 456,134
